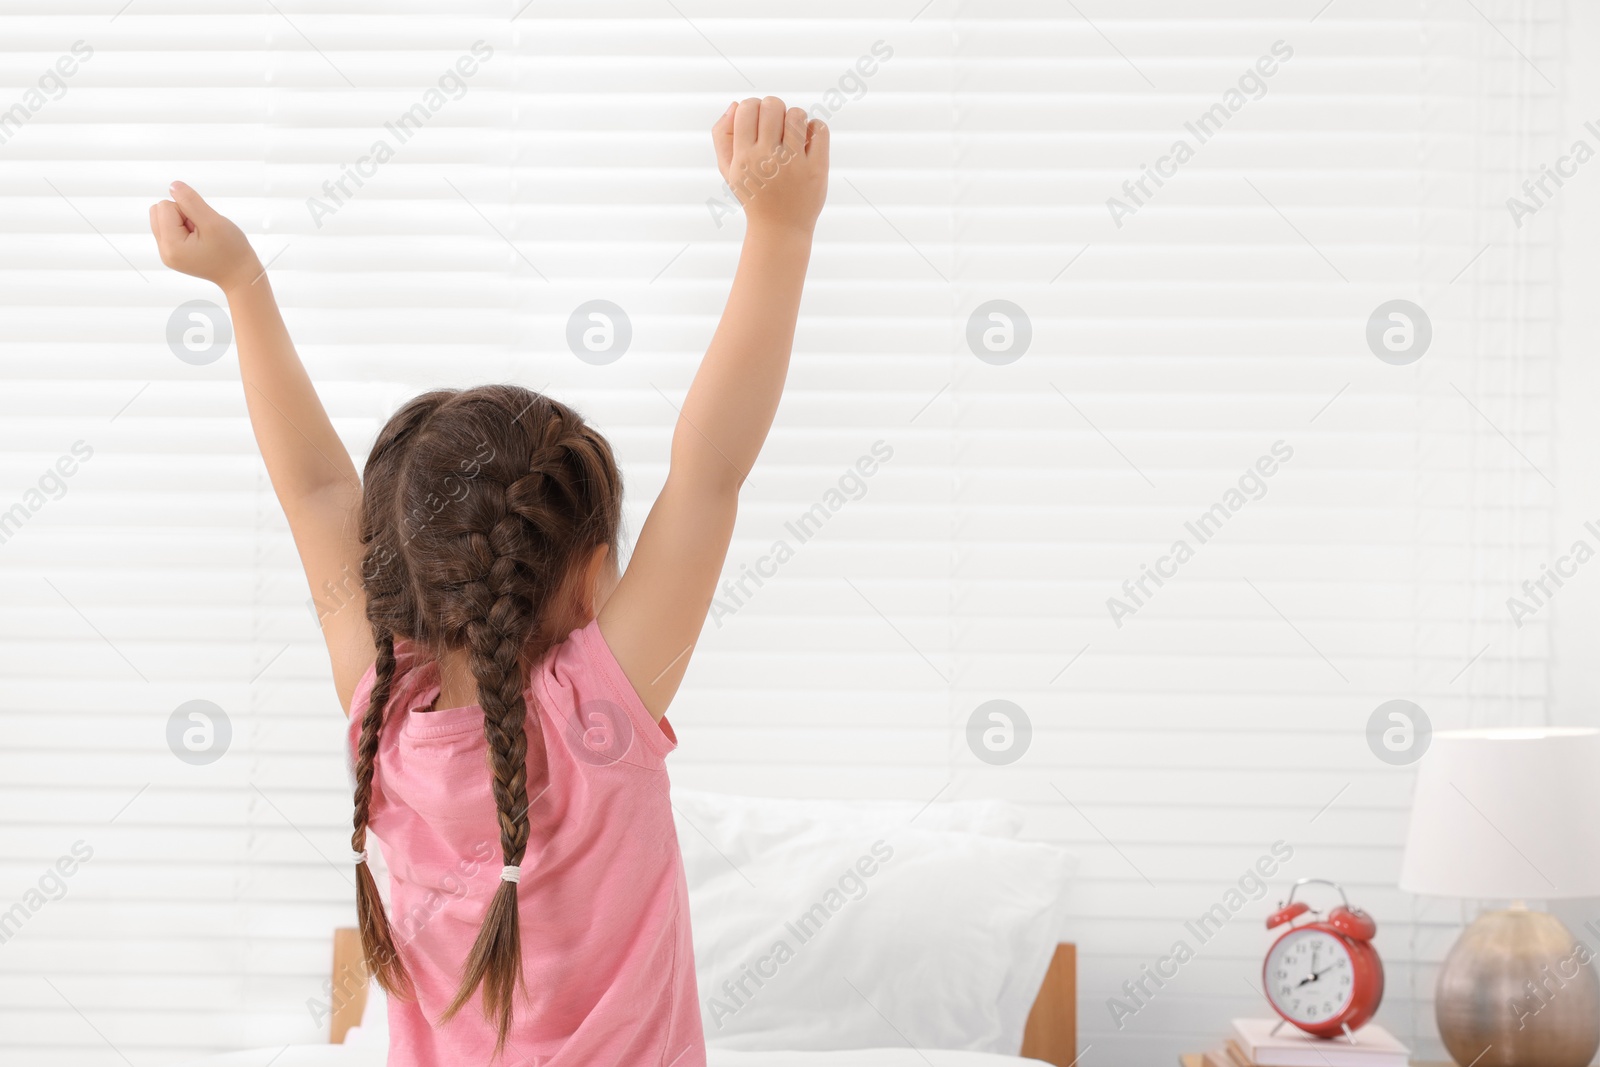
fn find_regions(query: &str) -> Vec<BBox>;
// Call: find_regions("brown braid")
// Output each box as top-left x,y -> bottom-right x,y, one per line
350,629 -> 413,998
350,385 -> 623,1053
346,391 -> 451,1003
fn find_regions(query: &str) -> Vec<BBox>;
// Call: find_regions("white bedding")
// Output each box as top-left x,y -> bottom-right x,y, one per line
672,790 -> 1075,1052
172,1048 -> 1051,1067
166,795 -> 1072,1067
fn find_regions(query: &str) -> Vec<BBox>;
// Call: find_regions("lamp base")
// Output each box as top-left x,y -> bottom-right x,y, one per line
1436,908 -> 1600,1067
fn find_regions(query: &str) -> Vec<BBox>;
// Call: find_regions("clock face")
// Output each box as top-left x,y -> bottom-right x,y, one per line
1265,928 -> 1356,1025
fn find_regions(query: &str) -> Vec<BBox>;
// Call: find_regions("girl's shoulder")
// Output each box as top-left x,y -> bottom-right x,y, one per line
348,637 -> 434,720
537,619 -> 677,762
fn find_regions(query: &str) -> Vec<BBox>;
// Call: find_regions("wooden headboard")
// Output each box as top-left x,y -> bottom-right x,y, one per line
1021,943 -> 1078,1067
330,928 -> 369,1043
331,930 -> 1078,1065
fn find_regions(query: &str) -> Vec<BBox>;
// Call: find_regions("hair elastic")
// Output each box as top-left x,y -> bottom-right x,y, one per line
501,865 -> 521,884
351,850 -> 368,865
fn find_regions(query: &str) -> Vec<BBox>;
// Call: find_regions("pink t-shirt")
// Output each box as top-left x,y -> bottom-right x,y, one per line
346,620 -> 705,1067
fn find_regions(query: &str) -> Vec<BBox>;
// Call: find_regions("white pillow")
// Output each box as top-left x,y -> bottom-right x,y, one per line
673,794 -> 1074,1054
670,790 -> 1027,858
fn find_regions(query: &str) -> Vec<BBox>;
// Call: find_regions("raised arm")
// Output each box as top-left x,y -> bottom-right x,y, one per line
150,183 -> 375,712
600,97 -> 828,715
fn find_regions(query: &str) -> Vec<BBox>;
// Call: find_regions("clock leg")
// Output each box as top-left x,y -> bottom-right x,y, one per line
1270,1021 -> 1287,1037
1342,1023 -> 1358,1045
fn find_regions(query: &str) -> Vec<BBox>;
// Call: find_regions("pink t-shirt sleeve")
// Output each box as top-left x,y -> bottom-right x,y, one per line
541,619 -> 679,762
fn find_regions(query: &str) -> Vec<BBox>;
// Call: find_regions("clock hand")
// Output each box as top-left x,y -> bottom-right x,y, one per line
1296,966 -> 1335,987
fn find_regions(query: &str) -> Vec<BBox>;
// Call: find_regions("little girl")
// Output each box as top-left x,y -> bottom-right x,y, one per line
149,97 -> 828,1066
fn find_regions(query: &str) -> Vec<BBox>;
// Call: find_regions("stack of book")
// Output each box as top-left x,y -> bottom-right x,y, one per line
1181,1018 -> 1412,1067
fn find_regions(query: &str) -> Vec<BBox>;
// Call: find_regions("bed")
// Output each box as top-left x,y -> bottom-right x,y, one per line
330,935 -> 1076,1064
169,932 -> 1074,1067
169,791 -> 1078,1066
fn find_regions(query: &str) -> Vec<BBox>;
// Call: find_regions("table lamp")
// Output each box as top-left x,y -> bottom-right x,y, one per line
1400,728 -> 1600,1067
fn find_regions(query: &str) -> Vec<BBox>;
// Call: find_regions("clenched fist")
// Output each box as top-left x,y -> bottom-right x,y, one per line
712,97 -> 829,235
149,182 -> 263,293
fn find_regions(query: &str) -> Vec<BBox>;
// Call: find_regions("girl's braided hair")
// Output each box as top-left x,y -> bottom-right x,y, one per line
350,384 -> 622,1053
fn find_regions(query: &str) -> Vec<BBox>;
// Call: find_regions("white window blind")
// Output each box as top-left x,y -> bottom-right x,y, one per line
0,2 -> 1563,1065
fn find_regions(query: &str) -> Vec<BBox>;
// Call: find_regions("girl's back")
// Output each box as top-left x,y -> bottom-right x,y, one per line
352,622 -> 697,1066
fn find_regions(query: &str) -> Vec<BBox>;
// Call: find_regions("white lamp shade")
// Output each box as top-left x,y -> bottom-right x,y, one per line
1400,728 -> 1600,900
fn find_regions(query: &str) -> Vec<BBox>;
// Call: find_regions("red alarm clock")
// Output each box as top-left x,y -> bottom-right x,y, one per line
1263,878 -> 1383,1041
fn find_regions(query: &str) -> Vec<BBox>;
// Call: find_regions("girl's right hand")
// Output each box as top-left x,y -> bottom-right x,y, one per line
712,96 -> 829,236
149,181 -> 264,293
